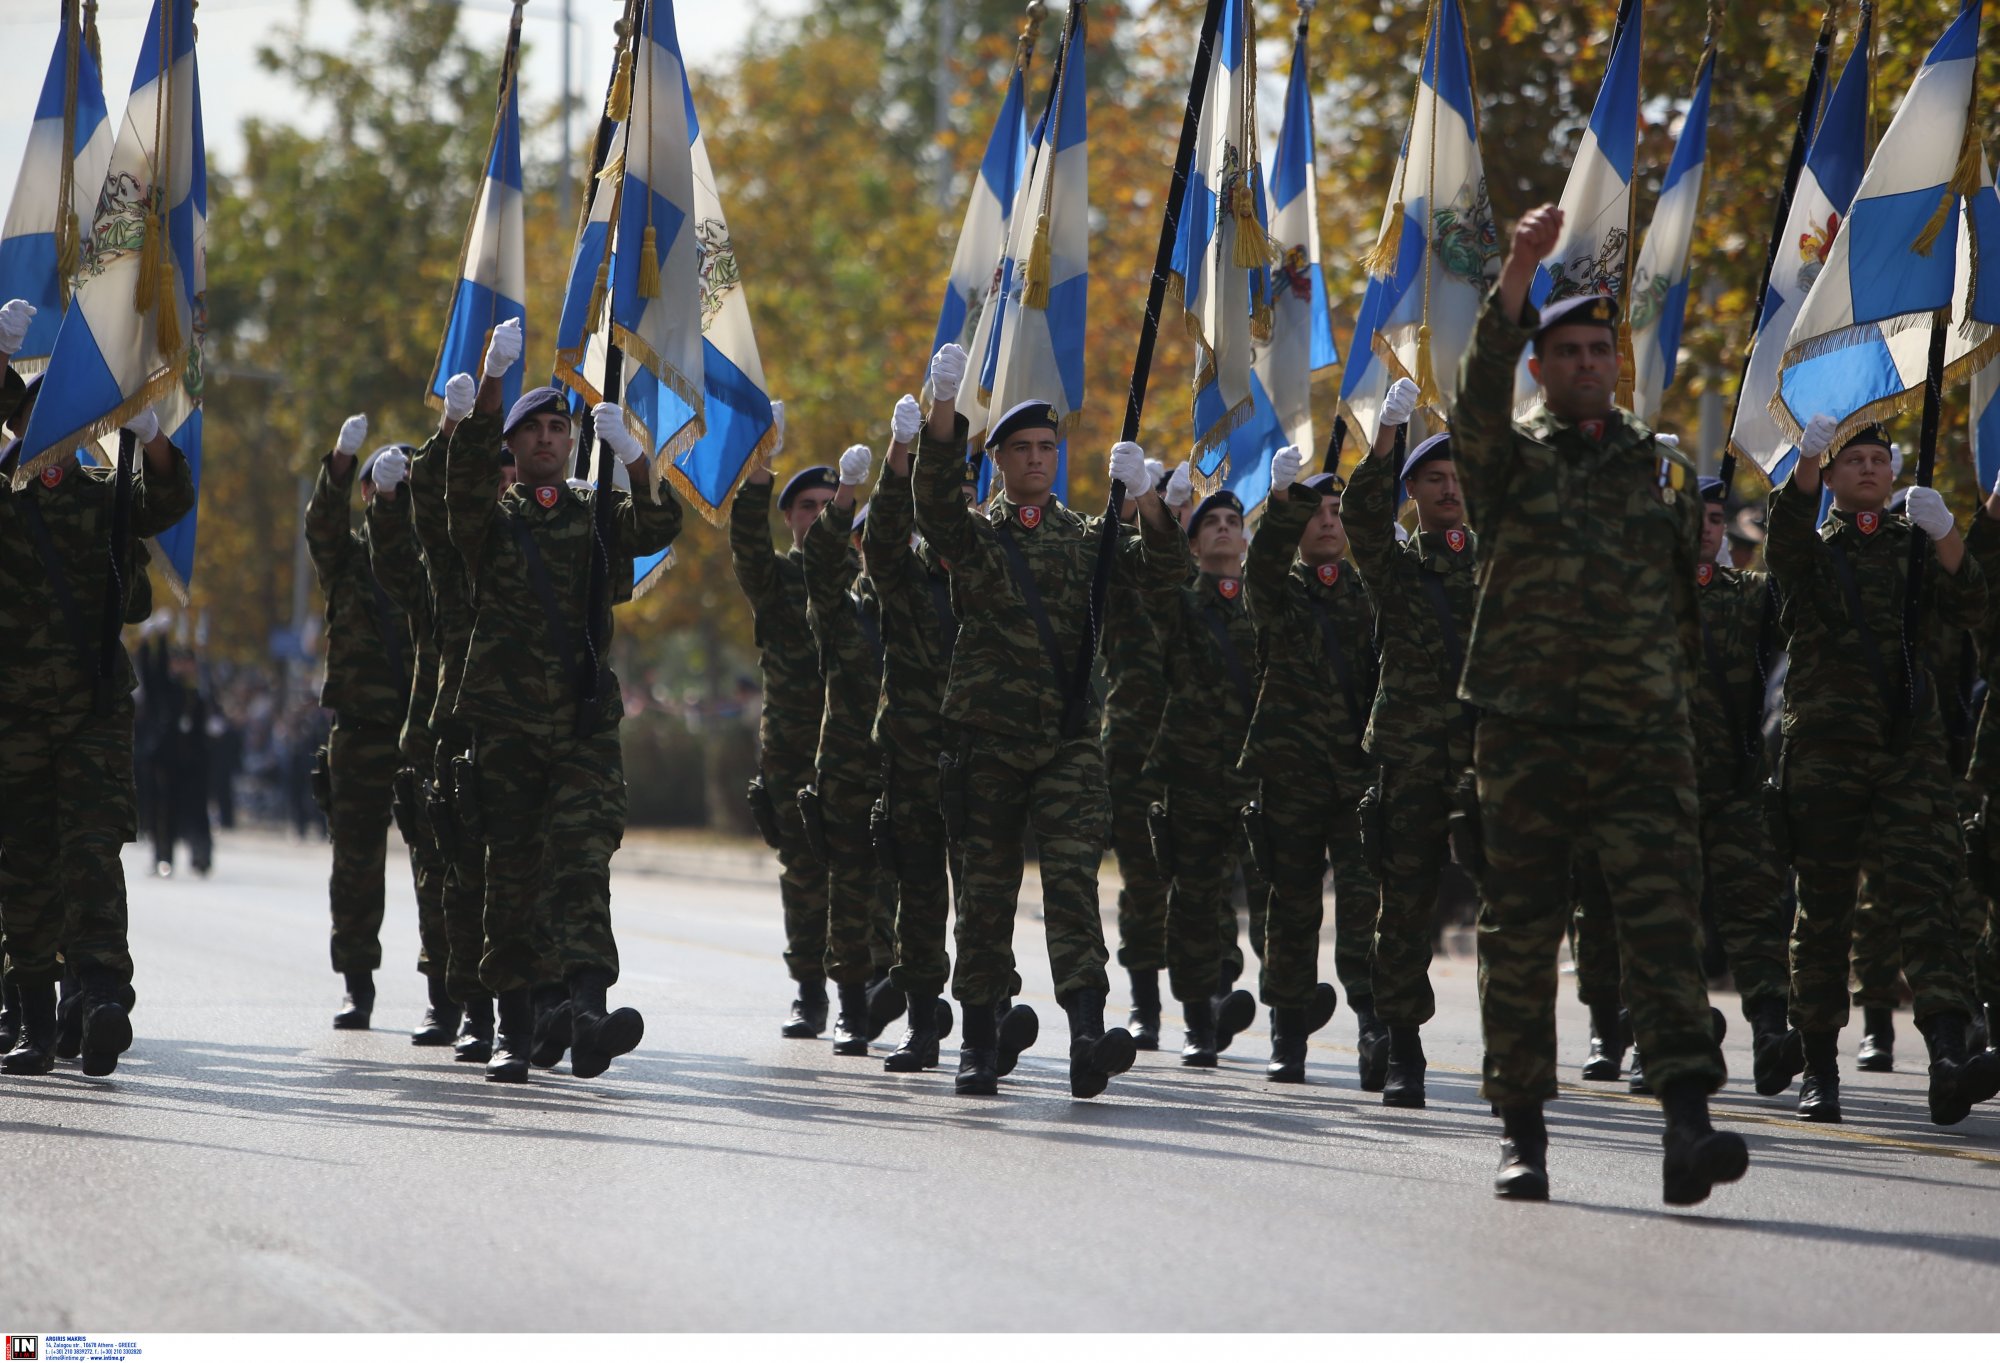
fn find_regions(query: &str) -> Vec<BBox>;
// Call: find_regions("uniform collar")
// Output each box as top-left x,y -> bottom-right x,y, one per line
1520,403 -> 1650,452
1200,568 -> 1244,603
1414,526 -> 1475,565
994,494 -> 1066,531
1825,506 -> 1897,541
1306,559 -> 1343,590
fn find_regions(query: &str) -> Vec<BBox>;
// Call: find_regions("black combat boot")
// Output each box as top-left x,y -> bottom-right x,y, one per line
1382,1025 -> 1427,1108
956,998 -> 999,1095
1798,1030 -> 1841,1122
1127,969 -> 1162,1052
864,971 -> 908,1041
1064,989 -> 1137,1099
54,973 -> 84,1059
1627,1044 -> 1652,1095
1211,985 -> 1256,1055
1582,1001 -> 1625,1081
0,980 -> 20,1054
885,993 -> 944,1073
831,982 -> 872,1056
454,993 -> 495,1063
1179,995 -> 1218,1068
333,971 -> 375,1031
1266,1008 -> 1308,1084
782,977 -> 829,1039
1353,995 -> 1390,1093
1971,1003 -> 1992,1054
569,968 -> 645,1080
1,981 -> 58,1075
529,983 -> 573,1068
1749,999 -> 1803,1096
1659,1078 -> 1751,1206
1856,1006 -> 1895,1072
1494,1105 -> 1550,1201
75,967 -> 133,1078
411,974 -> 461,1047
486,989 -> 533,1083
995,1000 -> 1039,1077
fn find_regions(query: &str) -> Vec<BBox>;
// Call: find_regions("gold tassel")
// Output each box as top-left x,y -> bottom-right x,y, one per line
1913,121 -> 1982,258
134,209 -> 160,315
1251,303 -> 1274,343
637,223 -> 660,299
56,207 -> 79,307
1024,215 -> 1052,309
1415,323 -> 1441,406
585,256 -> 609,333
1231,180 -> 1267,269
155,255 -> 181,353
1360,201 -> 1402,277
606,44 -> 633,122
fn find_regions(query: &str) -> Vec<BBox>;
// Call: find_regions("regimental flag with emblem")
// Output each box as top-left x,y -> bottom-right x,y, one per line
430,16 -> 527,416
1729,10 -> 1870,482
0,2 -> 112,373
1514,0 -> 1643,412
1340,0 -> 1496,446
1973,353 -> 2000,492
1774,0 -> 2000,449
1628,38 -> 1715,425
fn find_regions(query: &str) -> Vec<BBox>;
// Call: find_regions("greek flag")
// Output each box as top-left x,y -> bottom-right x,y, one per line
0,8 -> 112,372
1729,15 -> 1870,481
932,48 -> 1031,366
1974,355 -> 2000,493
964,92 -> 1046,459
1340,0 -> 1495,445
1775,1 -> 1999,450
1628,46 -> 1714,424
430,52 -> 526,415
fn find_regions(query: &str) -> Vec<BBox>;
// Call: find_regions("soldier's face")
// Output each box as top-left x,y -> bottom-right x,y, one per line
1529,325 -> 1618,420
995,430 -> 1059,501
1299,494 -> 1348,565
1406,462 -> 1463,531
505,412 -> 576,486
1192,508 -> 1246,567
786,489 -> 833,544
1825,442 -> 1893,511
1700,502 -> 1728,562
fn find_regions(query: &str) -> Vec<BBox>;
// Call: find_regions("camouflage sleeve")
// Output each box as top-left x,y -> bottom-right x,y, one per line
1934,538 -> 1988,632
1136,508 -> 1193,630
801,497 -> 855,617
1340,448 -> 1398,586
1965,507 -> 2000,580
445,408 -> 504,574
1245,490 -> 1310,628
406,427 -> 450,557
1763,477 -> 1822,598
862,463 -> 914,596
365,491 -> 426,617
124,542 -> 154,624
304,451 -> 356,590
728,477 -> 781,610
912,417 -> 979,570
129,440 -> 195,540
1450,286 -> 1537,517
614,476 -> 684,560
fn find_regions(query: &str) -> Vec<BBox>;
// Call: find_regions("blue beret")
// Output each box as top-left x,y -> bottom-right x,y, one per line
1697,476 -> 1727,504
778,465 -> 838,509
1299,471 -> 1345,495
986,398 -> 1061,451
1400,431 -> 1453,482
1840,423 -> 1891,454
1187,489 -> 1245,536
1532,294 -> 1620,350
503,385 -> 571,437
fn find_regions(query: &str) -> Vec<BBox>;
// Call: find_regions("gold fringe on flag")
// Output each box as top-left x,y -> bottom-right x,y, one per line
1361,201 -> 1403,277
1913,105 -> 1981,258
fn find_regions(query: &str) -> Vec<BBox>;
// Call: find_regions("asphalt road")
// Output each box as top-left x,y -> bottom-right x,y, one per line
4,830 -> 1999,1332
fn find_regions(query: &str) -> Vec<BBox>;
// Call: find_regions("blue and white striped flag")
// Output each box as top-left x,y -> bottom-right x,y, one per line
1628,44 -> 1715,424
1729,14 -> 1870,481
1340,0 -> 1495,445
0,7 -> 112,373
1775,1 -> 1999,450
932,42 -> 1032,369
1973,354 -> 2000,494
964,95 -> 1046,456
431,46 -> 526,415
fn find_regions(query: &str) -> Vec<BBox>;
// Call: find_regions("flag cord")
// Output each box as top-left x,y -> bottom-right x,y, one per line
1361,0 -> 1436,278
1414,1 -> 1445,408
1025,4 -> 1076,311
57,0 -> 81,308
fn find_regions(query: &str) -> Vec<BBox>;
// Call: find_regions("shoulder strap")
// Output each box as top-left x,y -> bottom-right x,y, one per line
1199,600 -> 1256,717
993,519 -> 1073,715
1418,564 -> 1467,688
927,572 -> 958,662
1306,593 -> 1367,747
17,494 -> 99,685
1823,538 -> 1908,719
508,515 -> 586,706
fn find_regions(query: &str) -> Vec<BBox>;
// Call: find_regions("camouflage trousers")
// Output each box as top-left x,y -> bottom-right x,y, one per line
1161,780 -> 1266,1005
1784,735 -> 1975,1032
1849,869 -> 1904,1009
1258,764 -> 1376,1011
1372,754 -> 1458,1027
1475,716 -> 1725,1105
818,769 -> 894,986
394,747 -> 452,984
883,747 -> 956,998
1107,744 -> 1169,973
947,729 -> 1110,1008
326,717 -> 400,974
1568,849 -> 1620,1008
765,742 -> 829,984
434,722 -> 491,1004
476,725 -> 625,995
0,699 -> 138,990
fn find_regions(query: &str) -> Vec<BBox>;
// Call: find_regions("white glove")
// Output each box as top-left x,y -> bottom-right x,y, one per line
769,400 -> 786,457
1270,444 -> 1305,493
1144,457 -> 1164,489
1800,413 -> 1839,464
891,394 -> 922,444
1890,443 -> 1904,479
442,372 -> 476,421
838,443 -> 872,486
1904,485 -> 1955,538
0,298 -> 36,353
1164,461 -> 1194,510
370,449 -> 409,491
930,343 -> 968,402
1656,432 -> 1680,449
336,414 -> 369,457
1380,377 -> 1421,428
124,405 -> 160,444
1109,440 -> 1148,499
592,402 -> 643,464
482,317 -> 524,379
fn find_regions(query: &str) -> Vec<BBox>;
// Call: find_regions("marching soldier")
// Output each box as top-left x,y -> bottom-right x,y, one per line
1767,413 -> 2000,1125
1241,448 -> 1376,1082
440,318 -> 682,1082
1454,206 -> 1744,1205
1342,377 -> 1475,1106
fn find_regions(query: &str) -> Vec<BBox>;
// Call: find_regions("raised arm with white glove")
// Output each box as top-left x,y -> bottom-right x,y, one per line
838,443 -> 872,486
370,448 -> 409,492
930,343 -> 968,403
890,395 -> 922,446
336,414 -> 369,457
1904,485 -> 1956,540
1379,377 -> 1420,429
592,403 -> 645,468
1109,440 -> 1149,499
1163,461 -> 1194,511
442,373 -> 476,422
483,317 -> 524,378
1270,443 -> 1304,494
0,298 -> 36,356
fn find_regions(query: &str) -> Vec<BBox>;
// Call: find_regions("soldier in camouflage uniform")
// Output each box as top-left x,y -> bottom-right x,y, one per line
730,418 -> 838,1040
1453,207 -> 1742,1205
1241,449 -> 1377,1082
1769,412 -> 2000,1125
0,300 -> 192,1076
1343,380 -> 1478,1107
911,343 -> 1144,1099
440,319 -> 682,1082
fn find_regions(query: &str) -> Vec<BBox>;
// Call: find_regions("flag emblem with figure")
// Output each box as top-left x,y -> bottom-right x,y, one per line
1628,36 -> 1715,424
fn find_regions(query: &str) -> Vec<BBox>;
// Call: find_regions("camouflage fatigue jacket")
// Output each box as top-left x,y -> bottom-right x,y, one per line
729,479 -> 825,761
0,444 -> 193,710
862,453 -> 957,767
913,441 -> 1144,744
1769,480 -> 1986,748
802,499 -> 885,782
1100,520 -> 1167,765
1345,441 -> 1480,765
1240,486 -> 1378,782
1451,288 -> 1703,730
1138,516 -> 1259,795
1692,565 -> 1774,799
445,408 -> 683,738
306,452 -> 414,728
365,486 -> 441,765
1961,514 -> 2000,786
404,429 -> 482,734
